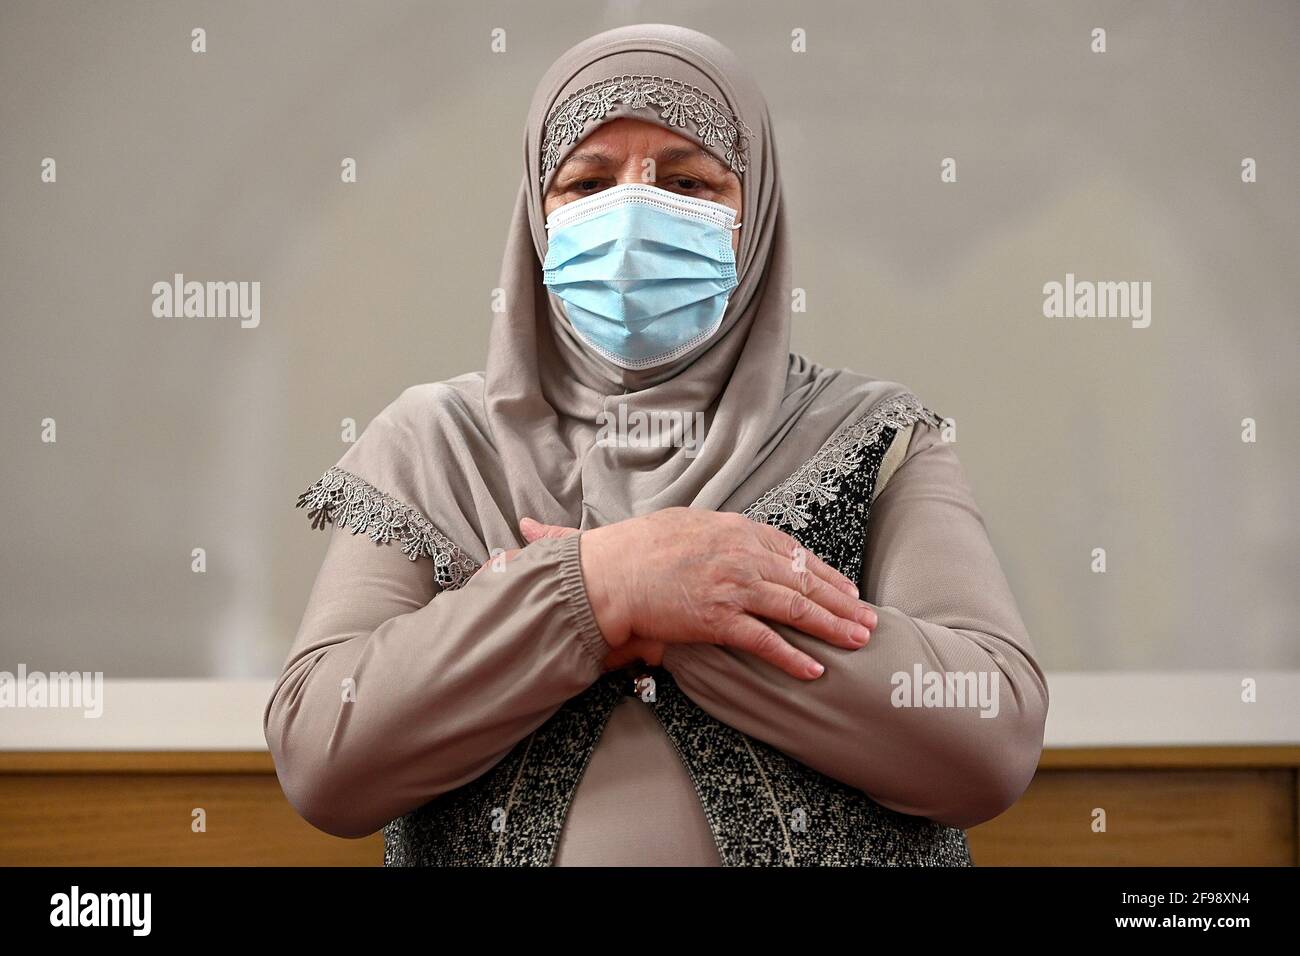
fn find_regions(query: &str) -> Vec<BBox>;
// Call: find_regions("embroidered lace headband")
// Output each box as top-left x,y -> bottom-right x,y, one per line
539,73 -> 754,185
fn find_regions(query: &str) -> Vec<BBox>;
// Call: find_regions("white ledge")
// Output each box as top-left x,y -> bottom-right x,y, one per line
0,672 -> 1297,751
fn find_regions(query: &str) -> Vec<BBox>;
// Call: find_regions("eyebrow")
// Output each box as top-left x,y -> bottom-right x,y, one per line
558,143 -> 731,175
656,144 -> 729,172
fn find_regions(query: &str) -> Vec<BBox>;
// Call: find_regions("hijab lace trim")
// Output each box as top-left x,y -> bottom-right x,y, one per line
745,392 -> 944,531
294,392 -> 942,587
540,74 -> 754,184
295,466 -> 480,589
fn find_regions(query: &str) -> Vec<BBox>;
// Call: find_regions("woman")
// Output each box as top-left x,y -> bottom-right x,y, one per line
266,23 -> 1049,866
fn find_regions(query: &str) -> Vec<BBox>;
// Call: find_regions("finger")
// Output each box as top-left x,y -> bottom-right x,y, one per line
471,547 -> 522,580
745,581 -> 871,650
721,614 -> 825,681
754,524 -> 860,597
519,517 -> 580,542
759,553 -> 878,630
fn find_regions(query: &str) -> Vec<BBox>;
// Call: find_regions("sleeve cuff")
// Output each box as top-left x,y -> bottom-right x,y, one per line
555,533 -> 610,674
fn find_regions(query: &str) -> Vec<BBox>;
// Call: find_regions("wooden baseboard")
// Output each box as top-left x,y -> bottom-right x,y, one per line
2,748 -> 1296,866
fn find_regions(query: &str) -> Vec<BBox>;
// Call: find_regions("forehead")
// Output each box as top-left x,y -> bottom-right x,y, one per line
578,117 -> 694,148
557,118 -> 729,169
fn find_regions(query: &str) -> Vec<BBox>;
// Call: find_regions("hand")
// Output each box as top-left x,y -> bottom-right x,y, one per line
514,518 -> 665,673
521,509 -> 877,681
599,636 -> 666,672
472,521 -> 665,673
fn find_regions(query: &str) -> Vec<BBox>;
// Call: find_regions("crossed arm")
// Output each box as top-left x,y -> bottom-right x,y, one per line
265,421 -> 1047,838
661,423 -> 1049,828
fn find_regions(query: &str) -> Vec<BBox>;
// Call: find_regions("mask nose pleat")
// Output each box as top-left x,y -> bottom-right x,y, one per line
542,236 -> 617,272
615,276 -> 736,320
549,244 -> 728,282
555,276 -> 735,322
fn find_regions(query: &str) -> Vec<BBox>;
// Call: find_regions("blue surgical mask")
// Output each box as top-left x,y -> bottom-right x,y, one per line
542,182 -> 741,370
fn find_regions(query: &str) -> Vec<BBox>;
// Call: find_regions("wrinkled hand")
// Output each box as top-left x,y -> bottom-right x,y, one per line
520,508 -> 876,681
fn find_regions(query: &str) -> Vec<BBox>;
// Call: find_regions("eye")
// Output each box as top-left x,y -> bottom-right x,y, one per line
665,176 -> 703,191
572,179 -> 605,193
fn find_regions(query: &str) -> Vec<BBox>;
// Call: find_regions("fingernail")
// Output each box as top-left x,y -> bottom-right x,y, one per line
808,661 -> 825,678
857,607 -> 877,627
851,625 -> 872,646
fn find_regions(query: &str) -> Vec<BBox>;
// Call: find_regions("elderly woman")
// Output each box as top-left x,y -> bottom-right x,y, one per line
266,23 -> 1048,866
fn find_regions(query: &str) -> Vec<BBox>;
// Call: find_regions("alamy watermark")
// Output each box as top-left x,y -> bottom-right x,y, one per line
596,404 -> 705,458
1043,272 -> 1151,328
890,664 -> 1000,718
0,664 -> 103,718
152,272 -> 260,328
50,886 -> 150,936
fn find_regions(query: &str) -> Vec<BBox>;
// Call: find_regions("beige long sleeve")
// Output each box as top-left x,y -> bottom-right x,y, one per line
659,420 -> 1050,830
271,416 -> 1047,852
263,529 -> 607,839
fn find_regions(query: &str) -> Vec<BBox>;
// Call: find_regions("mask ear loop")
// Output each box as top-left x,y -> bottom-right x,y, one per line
729,221 -> 742,230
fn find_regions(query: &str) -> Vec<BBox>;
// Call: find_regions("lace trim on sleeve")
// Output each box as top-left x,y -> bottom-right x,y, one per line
744,392 -> 945,531
295,465 -> 480,590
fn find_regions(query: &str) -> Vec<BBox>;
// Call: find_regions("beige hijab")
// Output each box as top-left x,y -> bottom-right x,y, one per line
329,24 -> 923,572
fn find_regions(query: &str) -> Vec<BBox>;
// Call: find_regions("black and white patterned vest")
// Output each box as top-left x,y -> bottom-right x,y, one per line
298,392 -> 972,866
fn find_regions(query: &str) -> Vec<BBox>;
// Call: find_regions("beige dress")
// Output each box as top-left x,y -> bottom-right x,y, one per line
264,419 -> 1049,864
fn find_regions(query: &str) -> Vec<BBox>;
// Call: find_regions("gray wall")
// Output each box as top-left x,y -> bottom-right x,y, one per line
1,0 -> 1295,678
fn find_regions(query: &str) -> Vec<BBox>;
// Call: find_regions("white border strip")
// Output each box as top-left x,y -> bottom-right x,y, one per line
0,672 -> 1296,751
1042,671 -> 1300,747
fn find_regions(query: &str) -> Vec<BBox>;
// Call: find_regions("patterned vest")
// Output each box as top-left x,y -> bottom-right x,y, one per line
300,392 -> 972,866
